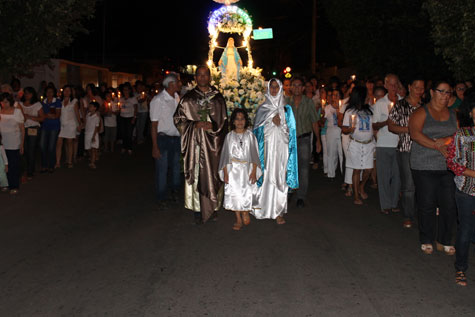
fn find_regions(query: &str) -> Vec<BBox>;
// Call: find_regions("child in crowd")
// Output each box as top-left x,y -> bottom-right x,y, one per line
219,108 -> 261,231
85,101 -> 101,169
0,135 -> 8,191
102,91 -> 119,152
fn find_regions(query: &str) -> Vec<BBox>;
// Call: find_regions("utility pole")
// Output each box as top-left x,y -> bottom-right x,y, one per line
311,0 -> 317,74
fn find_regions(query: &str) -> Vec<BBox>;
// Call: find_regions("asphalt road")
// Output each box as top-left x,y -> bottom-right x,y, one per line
1,144 -> 474,317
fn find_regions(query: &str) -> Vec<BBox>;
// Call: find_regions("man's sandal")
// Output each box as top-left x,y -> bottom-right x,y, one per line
276,216 -> 286,225
421,244 -> 433,255
456,271 -> 467,286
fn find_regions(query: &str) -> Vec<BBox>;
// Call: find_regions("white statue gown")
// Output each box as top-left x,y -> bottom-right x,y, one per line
252,106 -> 290,219
218,130 -> 262,211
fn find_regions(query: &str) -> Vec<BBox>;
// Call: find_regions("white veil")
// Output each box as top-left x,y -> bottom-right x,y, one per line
254,78 -> 286,128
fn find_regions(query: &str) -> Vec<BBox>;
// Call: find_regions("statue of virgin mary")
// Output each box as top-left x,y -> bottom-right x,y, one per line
218,37 -> 242,80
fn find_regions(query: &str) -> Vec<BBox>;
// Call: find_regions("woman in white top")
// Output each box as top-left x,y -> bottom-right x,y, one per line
118,83 -> 138,155
0,93 -> 25,194
101,90 -> 119,152
20,87 -> 44,179
342,86 -> 375,205
56,85 -> 81,168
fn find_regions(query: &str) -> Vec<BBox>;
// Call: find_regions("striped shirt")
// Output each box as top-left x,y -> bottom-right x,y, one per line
447,127 -> 475,196
388,99 -> 421,152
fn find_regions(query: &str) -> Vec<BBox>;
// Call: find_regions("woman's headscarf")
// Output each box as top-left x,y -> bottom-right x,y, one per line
254,78 -> 286,128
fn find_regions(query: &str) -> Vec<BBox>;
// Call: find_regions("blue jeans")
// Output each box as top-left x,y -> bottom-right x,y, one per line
40,129 -> 59,169
455,189 -> 475,272
155,134 -> 181,201
5,149 -> 20,189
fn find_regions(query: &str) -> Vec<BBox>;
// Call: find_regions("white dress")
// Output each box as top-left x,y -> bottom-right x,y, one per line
343,109 -> 375,169
0,108 -> 24,150
84,112 -> 100,150
218,130 -> 262,211
59,99 -> 78,139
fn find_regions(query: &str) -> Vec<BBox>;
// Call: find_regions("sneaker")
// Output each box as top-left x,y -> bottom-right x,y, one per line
403,219 -> 413,228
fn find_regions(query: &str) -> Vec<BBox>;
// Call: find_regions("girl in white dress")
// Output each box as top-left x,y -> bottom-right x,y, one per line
85,101 -> 102,169
56,86 -> 81,168
342,86 -> 375,205
219,108 -> 261,231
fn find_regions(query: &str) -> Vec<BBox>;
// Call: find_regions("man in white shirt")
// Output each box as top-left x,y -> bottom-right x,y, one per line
372,73 -> 402,214
150,74 -> 181,206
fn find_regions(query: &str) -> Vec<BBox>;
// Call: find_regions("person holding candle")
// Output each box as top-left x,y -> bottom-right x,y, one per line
372,74 -> 402,214
150,74 -> 182,207
388,78 -> 425,228
56,85 -> 81,169
84,101 -> 101,169
445,89 -> 475,286
338,93 -> 354,196
102,91 -> 119,152
173,66 -> 228,224
341,87 -> 375,205
323,88 -> 344,181
118,83 -> 138,155
409,80 -> 457,255
39,85 -> 62,173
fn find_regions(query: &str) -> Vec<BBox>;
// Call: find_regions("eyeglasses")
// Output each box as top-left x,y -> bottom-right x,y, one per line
434,89 -> 453,96
456,87 -> 466,91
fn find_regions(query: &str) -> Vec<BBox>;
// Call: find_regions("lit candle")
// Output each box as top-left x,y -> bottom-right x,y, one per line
112,92 -> 115,98
339,100 -> 342,110
373,97 -> 376,104
388,102 -> 394,112
155,90 -> 158,94
321,99 -> 326,107
351,114 -> 356,128
351,74 -> 356,81
40,96 -> 44,101
117,101 -> 121,109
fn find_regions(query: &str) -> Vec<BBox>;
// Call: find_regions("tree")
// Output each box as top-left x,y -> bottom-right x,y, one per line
423,0 -> 475,80
321,0 -> 449,81
0,0 -> 96,78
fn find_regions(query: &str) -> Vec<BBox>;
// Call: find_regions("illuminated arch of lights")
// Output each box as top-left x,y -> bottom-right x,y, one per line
207,5 -> 254,69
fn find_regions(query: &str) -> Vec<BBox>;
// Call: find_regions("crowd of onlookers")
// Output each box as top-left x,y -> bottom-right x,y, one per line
0,77 -> 183,194
290,73 -> 475,286
2,70 -> 475,286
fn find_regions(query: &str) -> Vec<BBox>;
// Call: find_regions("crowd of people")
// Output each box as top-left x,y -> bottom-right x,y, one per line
0,77 -> 178,194
2,65 -> 475,287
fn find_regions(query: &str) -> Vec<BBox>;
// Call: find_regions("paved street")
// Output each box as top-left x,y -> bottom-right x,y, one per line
1,144 -> 474,317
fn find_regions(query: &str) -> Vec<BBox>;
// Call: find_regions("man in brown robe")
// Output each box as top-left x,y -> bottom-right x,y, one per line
174,66 -> 228,224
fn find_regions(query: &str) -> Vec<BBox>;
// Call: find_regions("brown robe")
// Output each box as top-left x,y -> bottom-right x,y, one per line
173,86 -> 228,222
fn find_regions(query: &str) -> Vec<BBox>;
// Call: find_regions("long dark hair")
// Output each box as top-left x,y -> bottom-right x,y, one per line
345,86 -> 372,115
230,108 -> 250,131
0,92 -> 15,108
61,85 -> 75,102
21,87 -> 39,104
458,88 -> 475,127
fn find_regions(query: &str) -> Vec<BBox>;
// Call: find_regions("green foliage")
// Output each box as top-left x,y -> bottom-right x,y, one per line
321,0 -> 449,80
0,0 -> 96,77
423,0 -> 475,80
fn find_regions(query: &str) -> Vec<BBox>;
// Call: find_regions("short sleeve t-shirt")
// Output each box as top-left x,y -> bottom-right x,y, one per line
119,96 -> 138,118
0,108 -> 24,150
21,101 -> 42,128
41,98 -> 62,131
104,102 -> 119,127
343,109 -> 373,142
324,105 -> 340,131
372,94 -> 401,147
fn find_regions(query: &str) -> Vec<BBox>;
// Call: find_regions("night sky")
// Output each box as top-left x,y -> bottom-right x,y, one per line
60,0 -> 342,74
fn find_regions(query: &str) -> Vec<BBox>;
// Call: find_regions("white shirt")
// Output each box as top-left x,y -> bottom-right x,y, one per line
20,101 -> 42,128
0,108 -> 24,150
119,96 -> 138,118
343,109 -> 373,142
85,112 -> 100,135
324,105 -> 341,132
104,101 -> 119,127
149,90 -> 180,137
372,94 -> 402,147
